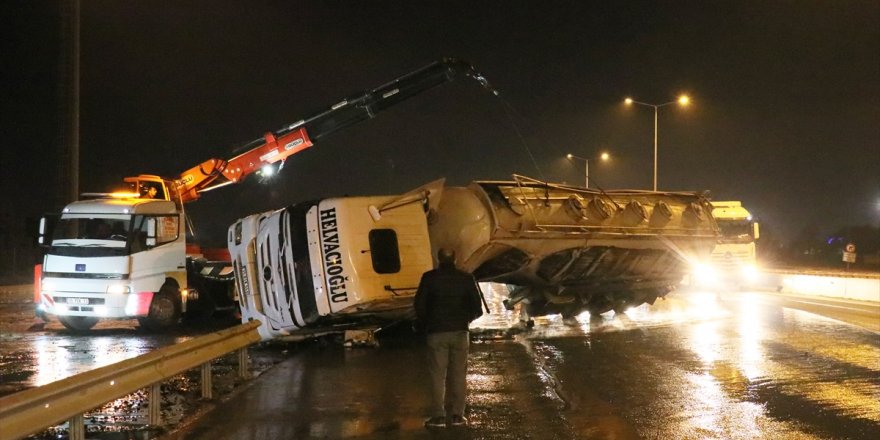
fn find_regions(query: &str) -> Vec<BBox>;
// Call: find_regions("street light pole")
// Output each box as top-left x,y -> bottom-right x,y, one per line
585,159 -> 589,188
653,105 -> 658,192
566,152 -> 610,189
625,95 -> 690,191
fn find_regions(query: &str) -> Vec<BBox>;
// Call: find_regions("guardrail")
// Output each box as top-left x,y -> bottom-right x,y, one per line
0,320 -> 262,440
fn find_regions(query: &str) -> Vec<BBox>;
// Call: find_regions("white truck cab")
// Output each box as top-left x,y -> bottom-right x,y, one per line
229,193 -> 434,341
38,195 -> 187,330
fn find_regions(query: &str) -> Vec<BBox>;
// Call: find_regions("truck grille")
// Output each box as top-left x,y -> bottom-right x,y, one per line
43,272 -> 127,280
710,251 -> 752,268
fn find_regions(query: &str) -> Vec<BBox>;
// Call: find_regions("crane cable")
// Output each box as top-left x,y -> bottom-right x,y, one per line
491,93 -> 546,181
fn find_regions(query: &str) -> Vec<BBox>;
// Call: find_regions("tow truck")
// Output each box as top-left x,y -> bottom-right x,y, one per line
35,58 -> 495,331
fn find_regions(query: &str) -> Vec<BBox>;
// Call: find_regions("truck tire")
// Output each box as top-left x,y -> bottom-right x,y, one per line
139,286 -> 181,331
59,316 -> 98,332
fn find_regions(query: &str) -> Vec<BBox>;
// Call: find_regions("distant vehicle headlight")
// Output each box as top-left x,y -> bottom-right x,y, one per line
692,262 -> 718,284
741,264 -> 759,282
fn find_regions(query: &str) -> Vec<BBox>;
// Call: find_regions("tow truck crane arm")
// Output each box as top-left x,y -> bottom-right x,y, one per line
171,58 -> 495,203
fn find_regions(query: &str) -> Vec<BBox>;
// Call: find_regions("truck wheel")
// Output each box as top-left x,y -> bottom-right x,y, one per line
139,286 -> 181,331
59,316 -> 98,332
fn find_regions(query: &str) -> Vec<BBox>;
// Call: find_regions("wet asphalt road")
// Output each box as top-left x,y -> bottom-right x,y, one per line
495,291 -> 879,439
1,284 -> 878,439
170,285 -> 879,440
0,286 -> 225,397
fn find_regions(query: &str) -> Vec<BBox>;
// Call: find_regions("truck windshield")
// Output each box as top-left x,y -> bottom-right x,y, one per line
50,215 -> 132,257
717,219 -> 752,243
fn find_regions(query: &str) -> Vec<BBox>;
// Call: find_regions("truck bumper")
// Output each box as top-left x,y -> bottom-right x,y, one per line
38,291 -> 154,319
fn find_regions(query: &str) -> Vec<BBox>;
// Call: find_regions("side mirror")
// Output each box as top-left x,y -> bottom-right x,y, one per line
146,218 -> 157,247
753,222 -> 760,240
38,218 -> 47,245
36,215 -> 58,247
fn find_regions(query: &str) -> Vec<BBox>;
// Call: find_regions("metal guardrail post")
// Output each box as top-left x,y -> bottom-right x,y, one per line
201,362 -> 213,400
238,347 -> 250,379
68,414 -> 84,440
149,383 -> 161,426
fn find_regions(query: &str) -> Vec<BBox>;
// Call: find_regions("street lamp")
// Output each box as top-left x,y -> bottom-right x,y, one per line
566,152 -> 610,188
624,95 -> 690,191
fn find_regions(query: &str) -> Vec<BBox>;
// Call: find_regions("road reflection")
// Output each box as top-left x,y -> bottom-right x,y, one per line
472,283 -> 879,439
1,320 -> 202,396
30,334 -> 168,386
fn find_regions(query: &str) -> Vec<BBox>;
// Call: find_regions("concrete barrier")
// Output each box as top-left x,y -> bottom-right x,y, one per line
758,270 -> 880,303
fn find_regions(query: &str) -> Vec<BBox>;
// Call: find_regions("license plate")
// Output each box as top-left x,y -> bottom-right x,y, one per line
67,298 -> 90,305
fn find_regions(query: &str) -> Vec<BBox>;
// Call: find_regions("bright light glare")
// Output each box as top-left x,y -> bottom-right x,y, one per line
106,284 -> 130,295
692,262 -> 717,285
566,153 -> 573,159
741,264 -> 759,282
678,95 -> 690,106
261,164 -> 274,177
624,97 -> 633,105
125,295 -> 138,316
600,152 -> 610,161
110,191 -> 141,199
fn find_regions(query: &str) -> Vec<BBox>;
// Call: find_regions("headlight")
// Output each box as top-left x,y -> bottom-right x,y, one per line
692,263 -> 717,284
741,264 -> 759,281
106,284 -> 131,294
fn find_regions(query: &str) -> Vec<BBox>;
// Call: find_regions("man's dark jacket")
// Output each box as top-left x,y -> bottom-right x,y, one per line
414,262 -> 483,333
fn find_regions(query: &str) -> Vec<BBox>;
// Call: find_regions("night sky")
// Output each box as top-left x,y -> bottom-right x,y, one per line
3,0 -> 879,248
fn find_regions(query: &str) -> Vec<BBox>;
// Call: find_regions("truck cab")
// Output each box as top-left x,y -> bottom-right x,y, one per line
691,201 -> 760,288
37,188 -> 233,331
229,194 -> 434,340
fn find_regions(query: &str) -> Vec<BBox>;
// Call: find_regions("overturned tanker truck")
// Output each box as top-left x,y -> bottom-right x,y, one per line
229,175 -> 718,340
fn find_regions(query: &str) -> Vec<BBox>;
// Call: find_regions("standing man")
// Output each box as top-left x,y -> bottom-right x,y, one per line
415,248 -> 484,429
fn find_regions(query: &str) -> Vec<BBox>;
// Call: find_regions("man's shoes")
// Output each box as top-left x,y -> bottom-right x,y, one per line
424,416 -> 446,428
448,415 -> 468,427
